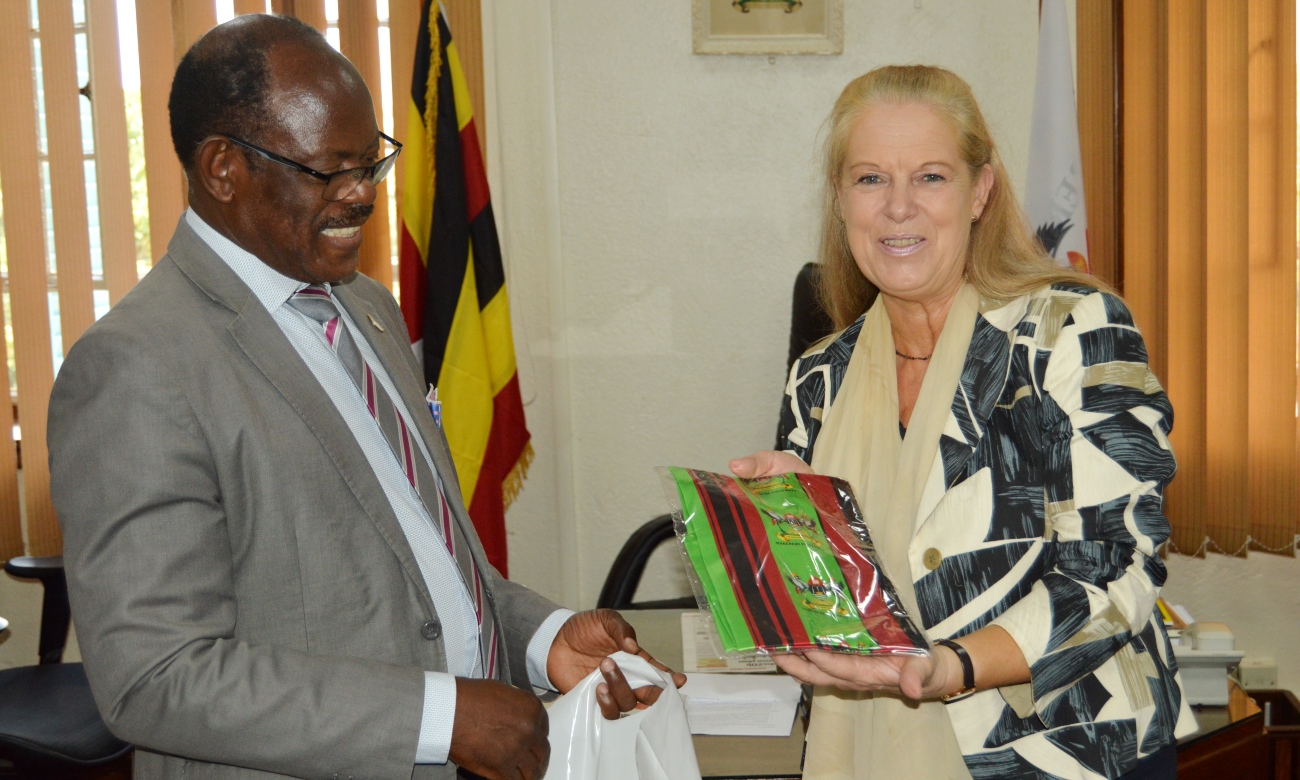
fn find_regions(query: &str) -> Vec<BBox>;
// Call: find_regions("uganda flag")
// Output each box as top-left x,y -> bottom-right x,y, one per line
399,3 -> 530,575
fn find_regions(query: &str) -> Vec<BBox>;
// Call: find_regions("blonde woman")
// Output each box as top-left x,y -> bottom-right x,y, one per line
731,66 -> 1193,780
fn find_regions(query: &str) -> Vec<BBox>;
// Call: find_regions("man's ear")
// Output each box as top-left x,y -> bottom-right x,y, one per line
193,137 -> 241,204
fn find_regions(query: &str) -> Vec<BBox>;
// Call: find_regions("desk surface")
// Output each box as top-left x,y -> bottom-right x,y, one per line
623,609 -> 805,780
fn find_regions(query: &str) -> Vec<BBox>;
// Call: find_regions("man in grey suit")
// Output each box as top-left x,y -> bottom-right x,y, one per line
48,15 -> 675,780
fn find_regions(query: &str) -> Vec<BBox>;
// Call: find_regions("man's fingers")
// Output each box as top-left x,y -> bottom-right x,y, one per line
633,684 -> 664,707
599,609 -> 641,653
633,646 -> 687,687
595,682 -> 619,720
600,657 -> 640,713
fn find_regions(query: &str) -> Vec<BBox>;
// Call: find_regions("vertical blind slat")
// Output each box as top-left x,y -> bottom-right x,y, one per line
1204,0 -> 1251,553
137,0 -> 185,263
1246,0 -> 1299,554
443,0 -> 485,153
293,0 -> 327,34
0,0 -> 29,558
1120,0 -> 1166,379
390,0 -> 419,237
338,0 -> 392,288
1077,0 -> 1119,288
177,0 -> 218,53
234,0 -> 266,15
37,0 -> 98,355
88,0 -> 141,305
1163,0 -> 1209,553
0,0 -> 60,557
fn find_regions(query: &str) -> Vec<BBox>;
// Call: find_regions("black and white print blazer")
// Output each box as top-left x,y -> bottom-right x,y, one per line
778,283 -> 1195,780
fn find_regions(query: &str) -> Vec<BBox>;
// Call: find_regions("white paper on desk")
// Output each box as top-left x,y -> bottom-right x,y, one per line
680,673 -> 802,737
680,612 -> 777,673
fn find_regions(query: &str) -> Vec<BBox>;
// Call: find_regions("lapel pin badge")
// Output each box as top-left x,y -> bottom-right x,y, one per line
367,313 -> 386,332
426,384 -> 442,428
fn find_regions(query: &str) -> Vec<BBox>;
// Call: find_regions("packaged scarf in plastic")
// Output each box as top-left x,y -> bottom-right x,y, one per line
662,468 -> 928,657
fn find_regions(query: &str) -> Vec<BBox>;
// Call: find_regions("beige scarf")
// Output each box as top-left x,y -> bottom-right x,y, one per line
802,283 -> 979,780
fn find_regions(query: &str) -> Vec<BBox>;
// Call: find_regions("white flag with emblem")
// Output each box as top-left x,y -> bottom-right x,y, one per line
1024,0 -> 1090,273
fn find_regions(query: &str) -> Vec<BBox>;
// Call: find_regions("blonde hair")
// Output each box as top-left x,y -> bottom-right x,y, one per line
816,65 -> 1104,330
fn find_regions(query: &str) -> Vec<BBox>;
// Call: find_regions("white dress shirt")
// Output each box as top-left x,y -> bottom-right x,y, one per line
185,210 -> 572,765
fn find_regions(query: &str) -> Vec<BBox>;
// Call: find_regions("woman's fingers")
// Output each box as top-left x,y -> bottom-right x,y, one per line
801,650 -> 907,690
728,450 -> 812,479
774,652 -> 888,691
773,653 -> 850,688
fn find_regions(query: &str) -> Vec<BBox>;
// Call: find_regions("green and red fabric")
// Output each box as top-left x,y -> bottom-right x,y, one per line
669,468 -> 927,657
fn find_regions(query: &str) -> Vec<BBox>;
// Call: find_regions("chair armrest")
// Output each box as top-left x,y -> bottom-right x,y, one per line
3,556 -> 70,664
4,556 -> 65,584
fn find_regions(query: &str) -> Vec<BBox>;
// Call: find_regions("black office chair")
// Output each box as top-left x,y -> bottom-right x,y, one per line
596,515 -> 697,610
0,556 -> 131,777
787,262 -> 835,373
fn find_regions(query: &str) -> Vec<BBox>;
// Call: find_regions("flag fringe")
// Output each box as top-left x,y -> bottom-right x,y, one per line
423,8 -> 442,215
501,441 -> 534,512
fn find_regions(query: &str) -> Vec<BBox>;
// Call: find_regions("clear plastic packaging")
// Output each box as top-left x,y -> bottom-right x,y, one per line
661,467 -> 929,657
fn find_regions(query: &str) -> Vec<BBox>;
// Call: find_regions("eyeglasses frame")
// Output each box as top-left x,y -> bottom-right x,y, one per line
223,132 -> 403,200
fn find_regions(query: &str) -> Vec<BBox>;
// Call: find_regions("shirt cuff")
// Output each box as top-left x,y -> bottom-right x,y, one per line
415,671 -> 457,764
526,608 -> 577,692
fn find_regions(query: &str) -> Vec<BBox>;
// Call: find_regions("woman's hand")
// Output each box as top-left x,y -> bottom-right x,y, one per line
729,450 -> 813,480
772,646 -> 965,701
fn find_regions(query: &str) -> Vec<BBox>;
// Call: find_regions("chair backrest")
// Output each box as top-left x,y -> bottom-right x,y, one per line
596,515 -> 696,611
3,556 -> 70,664
787,262 -> 834,373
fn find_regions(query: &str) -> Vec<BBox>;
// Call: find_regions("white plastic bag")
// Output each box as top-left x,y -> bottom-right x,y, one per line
543,651 -> 702,780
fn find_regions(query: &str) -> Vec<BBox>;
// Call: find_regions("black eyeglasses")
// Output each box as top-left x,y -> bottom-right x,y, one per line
225,132 -> 403,202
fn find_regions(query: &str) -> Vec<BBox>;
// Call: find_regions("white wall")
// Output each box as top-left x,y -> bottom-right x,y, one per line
490,0 -> 1041,608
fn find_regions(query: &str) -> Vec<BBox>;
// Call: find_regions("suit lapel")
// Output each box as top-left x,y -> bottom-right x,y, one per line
167,220 -> 436,610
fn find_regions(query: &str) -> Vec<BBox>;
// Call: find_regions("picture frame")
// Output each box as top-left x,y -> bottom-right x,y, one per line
692,0 -> 844,56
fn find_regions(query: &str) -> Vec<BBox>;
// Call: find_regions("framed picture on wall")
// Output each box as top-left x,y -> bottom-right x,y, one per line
692,0 -> 844,55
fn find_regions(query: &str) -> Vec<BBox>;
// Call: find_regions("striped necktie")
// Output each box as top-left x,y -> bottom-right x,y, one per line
288,284 -> 499,680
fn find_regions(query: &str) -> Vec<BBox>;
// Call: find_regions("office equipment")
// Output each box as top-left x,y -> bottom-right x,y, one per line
1173,622 -> 1246,706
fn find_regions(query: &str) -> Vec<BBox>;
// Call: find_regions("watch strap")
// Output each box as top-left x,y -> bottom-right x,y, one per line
935,638 -> 976,700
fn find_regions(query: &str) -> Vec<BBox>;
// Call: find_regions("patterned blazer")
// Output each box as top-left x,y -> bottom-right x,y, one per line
778,283 -> 1194,780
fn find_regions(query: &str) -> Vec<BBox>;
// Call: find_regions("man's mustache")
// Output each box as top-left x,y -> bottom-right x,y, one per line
319,204 -> 374,230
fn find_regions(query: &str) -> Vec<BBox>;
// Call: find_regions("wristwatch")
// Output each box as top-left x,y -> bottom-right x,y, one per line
935,638 -> 976,701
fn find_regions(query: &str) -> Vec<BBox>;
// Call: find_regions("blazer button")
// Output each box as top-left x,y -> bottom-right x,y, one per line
421,620 -> 442,640
923,547 -> 943,570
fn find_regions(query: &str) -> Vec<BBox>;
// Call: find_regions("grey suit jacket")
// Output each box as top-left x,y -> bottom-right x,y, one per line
48,218 -> 560,780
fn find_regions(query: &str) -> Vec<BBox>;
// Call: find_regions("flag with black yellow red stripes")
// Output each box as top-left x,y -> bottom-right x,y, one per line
398,2 -> 530,575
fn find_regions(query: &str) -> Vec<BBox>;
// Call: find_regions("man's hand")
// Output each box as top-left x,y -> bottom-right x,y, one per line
729,450 -> 812,480
449,678 -> 549,780
547,609 -> 688,719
